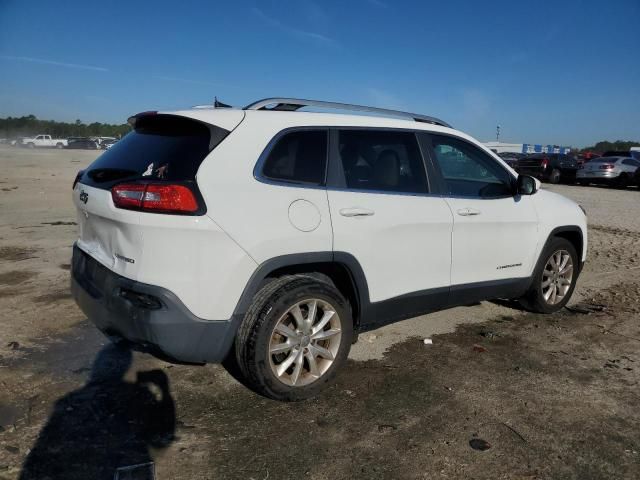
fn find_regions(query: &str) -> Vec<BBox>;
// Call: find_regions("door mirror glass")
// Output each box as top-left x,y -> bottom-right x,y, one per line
517,175 -> 537,195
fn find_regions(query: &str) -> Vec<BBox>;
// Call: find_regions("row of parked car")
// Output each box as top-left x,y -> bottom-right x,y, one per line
2,134 -> 119,150
498,150 -> 640,188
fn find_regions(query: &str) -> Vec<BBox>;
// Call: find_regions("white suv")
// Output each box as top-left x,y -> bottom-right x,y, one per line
71,98 -> 587,401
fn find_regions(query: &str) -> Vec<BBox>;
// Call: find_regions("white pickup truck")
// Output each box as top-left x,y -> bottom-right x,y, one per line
21,135 -> 68,149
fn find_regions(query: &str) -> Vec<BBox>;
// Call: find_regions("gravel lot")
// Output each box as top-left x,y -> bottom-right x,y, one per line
1,147 -> 639,479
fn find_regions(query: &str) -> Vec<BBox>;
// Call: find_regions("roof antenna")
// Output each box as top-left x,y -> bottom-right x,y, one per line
214,96 -> 231,108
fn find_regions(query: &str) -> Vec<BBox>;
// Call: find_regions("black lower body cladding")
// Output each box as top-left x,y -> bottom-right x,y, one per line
71,245 -> 240,363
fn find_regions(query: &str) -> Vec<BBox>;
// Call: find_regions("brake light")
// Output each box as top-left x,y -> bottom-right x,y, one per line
112,183 -> 199,214
599,164 -> 614,170
541,158 -> 549,169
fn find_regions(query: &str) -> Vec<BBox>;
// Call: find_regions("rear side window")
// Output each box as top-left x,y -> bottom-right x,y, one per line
261,130 -> 328,185
336,130 -> 428,194
80,115 -> 226,189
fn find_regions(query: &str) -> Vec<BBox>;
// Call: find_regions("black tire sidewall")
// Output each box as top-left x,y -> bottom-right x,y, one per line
238,277 -> 353,401
549,169 -> 561,184
528,238 -> 579,313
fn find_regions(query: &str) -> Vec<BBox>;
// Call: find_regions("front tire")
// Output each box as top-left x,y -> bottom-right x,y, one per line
235,275 -> 353,401
519,237 -> 579,314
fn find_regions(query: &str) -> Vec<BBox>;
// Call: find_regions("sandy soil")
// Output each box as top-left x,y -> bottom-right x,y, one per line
1,147 -> 639,479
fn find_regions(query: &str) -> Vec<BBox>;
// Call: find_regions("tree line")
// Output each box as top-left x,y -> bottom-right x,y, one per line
581,140 -> 640,153
0,115 -> 131,139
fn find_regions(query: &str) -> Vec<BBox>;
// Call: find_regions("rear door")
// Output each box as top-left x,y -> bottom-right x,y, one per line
423,133 -> 539,288
327,129 -> 453,312
73,112 -> 243,279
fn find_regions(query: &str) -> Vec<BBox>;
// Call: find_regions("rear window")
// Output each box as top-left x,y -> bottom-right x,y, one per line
79,115 -> 227,189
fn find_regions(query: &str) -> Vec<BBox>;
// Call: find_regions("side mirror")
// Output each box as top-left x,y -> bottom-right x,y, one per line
516,175 -> 537,195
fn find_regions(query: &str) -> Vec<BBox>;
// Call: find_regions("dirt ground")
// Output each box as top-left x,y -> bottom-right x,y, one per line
1,147 -> 639,479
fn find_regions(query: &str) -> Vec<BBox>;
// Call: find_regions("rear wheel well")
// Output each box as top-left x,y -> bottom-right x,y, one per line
266,262 -> 360,327
553,229 -> 583,262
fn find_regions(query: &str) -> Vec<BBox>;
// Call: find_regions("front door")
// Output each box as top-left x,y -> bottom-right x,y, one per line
425,133 -> 539,287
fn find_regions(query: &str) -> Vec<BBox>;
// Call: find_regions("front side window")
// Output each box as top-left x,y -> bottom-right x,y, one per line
336,130 -> 428,194
430,135 -> 513,198
261,130 -> 328,185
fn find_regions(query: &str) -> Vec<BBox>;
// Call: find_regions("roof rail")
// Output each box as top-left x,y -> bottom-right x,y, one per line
243,97 -> 452,128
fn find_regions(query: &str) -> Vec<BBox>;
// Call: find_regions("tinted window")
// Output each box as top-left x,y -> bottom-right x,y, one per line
262,130 -> 328,185
430,135 -> 513,197
623,159 -> 640,167
337,130 -> 428,194
80,115 -> 222,189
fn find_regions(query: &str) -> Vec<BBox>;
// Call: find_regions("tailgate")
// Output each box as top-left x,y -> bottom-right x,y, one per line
73,183 -> 144,280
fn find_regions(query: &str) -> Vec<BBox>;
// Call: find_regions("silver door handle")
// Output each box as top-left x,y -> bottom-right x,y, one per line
457,208 -> 481,216
339,207 -> 375,217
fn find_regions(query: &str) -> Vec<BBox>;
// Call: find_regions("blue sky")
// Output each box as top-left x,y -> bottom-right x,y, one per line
0,0 -> 638,146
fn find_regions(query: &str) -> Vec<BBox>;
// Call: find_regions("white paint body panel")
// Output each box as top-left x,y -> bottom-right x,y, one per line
328,191 -> 453,301
445,196 -> 539,285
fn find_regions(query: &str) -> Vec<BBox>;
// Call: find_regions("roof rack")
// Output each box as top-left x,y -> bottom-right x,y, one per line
243,97 -> 451,128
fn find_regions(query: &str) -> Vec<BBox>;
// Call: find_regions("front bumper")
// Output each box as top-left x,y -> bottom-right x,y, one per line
71,245 -> 240,363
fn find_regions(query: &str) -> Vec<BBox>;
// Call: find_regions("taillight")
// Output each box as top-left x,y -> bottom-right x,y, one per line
599,164 -> 614,170
73,170 -> 84,190
541,158 -> 548,169
111,183 -> 200,214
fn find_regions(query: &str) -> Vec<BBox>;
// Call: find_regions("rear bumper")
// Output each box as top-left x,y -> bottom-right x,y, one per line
71,245 -> 240,363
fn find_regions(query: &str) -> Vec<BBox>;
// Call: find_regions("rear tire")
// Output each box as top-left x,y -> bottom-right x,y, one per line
519,237 -> 579,314
548,168 -> 561,184
27,142 -> 35,149
616,174 -> 630,189
235,275 -> 353,401
56,143 -> 64,149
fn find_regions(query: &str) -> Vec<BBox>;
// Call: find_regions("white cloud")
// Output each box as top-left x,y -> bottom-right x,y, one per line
251,7 -> 337,46
0,55 -> 108,72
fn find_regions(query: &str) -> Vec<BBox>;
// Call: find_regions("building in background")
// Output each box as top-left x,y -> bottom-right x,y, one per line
484,141 -> 571,154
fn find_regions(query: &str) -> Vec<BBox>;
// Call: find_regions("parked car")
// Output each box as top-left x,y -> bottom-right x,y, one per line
71,97 -> 587,401
576,156 -> 640,187
515,153 -> 579,184
20,134 -> 68,149
66,138 -> 100,150
602,149 -> 640,161
101,138 -> 118,149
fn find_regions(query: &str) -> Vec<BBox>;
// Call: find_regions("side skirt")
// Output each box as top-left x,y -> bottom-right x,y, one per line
357,277 -> 530,332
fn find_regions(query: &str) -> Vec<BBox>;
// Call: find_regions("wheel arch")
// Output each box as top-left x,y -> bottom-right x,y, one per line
538,226 -> 584,274
232,252 -> 369,329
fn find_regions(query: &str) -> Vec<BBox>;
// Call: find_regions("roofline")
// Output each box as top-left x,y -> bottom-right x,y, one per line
243,97 -> 452,128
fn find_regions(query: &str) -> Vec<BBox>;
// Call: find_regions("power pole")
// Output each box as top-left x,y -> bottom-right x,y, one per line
496,124 -> 501,142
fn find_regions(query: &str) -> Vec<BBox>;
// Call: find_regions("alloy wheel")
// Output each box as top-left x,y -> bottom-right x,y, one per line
542,249 -> 574,305
268,298 -> 342,387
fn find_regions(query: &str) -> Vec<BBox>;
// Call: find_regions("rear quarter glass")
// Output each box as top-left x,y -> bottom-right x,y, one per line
78,114 -> 229,190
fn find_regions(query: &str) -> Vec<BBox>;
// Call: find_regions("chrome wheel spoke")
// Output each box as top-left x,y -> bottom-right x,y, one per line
305,350 -> 320,377
290,350 -> 304,385
275,323 -> 297,339
541,278 -> 552,288
290,304 -> 306,331
276,349 -> 299,377
311,328 -> 341,341
311,343 -> 334,361
270,341 -> 294,355
306,300 -> 318,332
311,310 -> 335,335
560,264 -> 573,275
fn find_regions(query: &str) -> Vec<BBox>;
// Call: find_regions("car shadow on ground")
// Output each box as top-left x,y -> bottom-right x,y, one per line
19,343 -> 176,480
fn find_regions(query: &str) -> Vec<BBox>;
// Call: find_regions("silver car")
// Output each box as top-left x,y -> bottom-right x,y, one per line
576,156 -> 640,187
